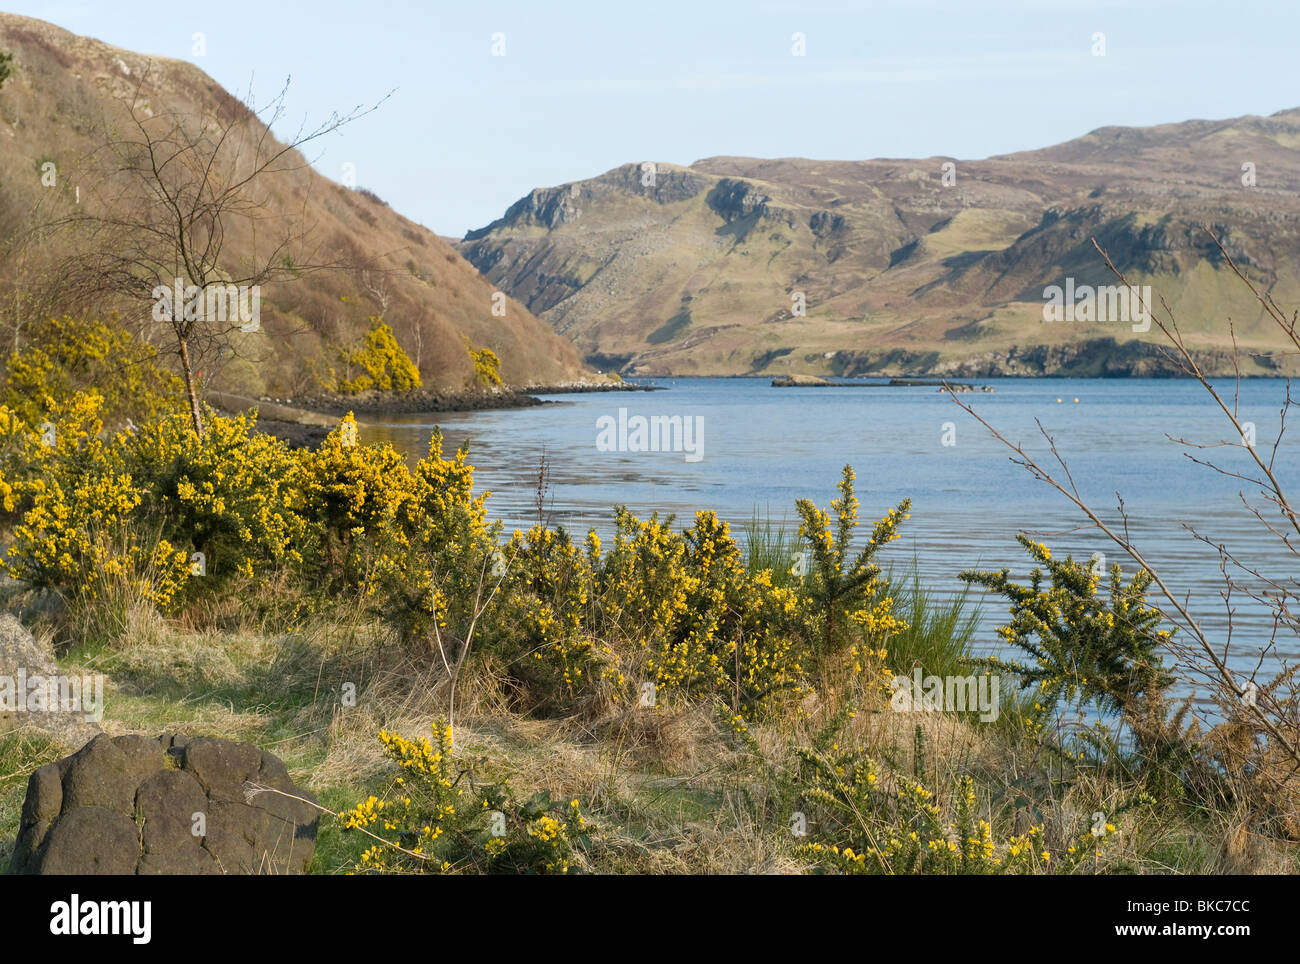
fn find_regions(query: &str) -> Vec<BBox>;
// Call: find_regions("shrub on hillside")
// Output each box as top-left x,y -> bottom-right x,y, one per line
469,346 -> 503,388
0,396 -> 303,615
3,315 -> 184,428
333,318 -> 421,394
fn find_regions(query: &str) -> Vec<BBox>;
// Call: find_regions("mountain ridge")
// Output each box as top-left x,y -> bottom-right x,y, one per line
459,108 -> 1300,377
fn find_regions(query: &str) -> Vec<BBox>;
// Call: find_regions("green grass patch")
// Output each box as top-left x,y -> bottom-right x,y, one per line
646,307 -> 691,344
882,563 -> 980,680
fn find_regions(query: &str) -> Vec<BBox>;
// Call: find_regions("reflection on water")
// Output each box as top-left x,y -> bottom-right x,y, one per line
358,376 -> 1300,703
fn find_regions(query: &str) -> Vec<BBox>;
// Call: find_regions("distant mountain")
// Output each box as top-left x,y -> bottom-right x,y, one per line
459,110 -> 1300,376
0,13 -> 592,397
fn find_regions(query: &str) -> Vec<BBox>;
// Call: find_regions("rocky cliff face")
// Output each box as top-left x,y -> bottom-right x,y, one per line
459,110 -> 1300,377
826,338 -> 1249,378
707,179 -> 773,221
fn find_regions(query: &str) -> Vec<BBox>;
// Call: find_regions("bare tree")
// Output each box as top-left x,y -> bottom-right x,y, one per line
60,69 -> 389,434
360,266 -> 392,317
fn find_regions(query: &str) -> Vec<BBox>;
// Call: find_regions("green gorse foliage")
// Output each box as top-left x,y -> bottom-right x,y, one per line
795,465 -> 911,658
960,534 -> 1174,722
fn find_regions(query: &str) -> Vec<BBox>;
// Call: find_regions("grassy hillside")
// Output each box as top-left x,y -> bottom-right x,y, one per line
459,111 -> 1300,377
0,13 -> 593,396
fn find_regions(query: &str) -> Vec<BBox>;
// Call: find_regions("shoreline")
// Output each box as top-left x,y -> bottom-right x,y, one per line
211,382 -> 665,449
291,389 -> 544,418
770,374 -> 993,390
221,370 -> 1283,450
609,370 -> 1295,381
523,381 -> 663,395
293,380 -> 662,417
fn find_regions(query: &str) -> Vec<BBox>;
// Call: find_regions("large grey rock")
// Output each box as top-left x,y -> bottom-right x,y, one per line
184,737 -> 264,802
36,806 -> 141,875
136,770 -> 207,854
0,614 -> 101,744
60,732 -> 162,812
10,732 -> 320,875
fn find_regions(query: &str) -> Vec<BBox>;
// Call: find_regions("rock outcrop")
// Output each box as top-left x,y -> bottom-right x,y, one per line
10,733 -> 320,875
0,614 -> 101,745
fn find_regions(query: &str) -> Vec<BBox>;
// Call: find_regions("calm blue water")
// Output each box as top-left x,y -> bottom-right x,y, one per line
360,377 -> 1300,693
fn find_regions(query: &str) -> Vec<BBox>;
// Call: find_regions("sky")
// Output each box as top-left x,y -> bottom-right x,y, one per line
9,0 -> 1300,237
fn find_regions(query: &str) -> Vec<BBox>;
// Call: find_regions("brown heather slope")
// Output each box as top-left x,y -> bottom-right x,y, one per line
0,13 -> 592,397
459,110 -> 1300,377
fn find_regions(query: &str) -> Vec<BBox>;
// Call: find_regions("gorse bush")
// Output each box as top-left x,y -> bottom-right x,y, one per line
480,508 -> 811,716
298,412 -> 419,585
333,318 -> 421,394
959,539 -> 1300,848
0,397 -> 304,613
3,316 -> 184,429
341,722 -> 594,874
469,346 -> 503,388
125,408 -> 308,582
791,716 -> 1121,875
0,393 -> 192,615
492,523 -> 613,707
478,478 -> 913,719
795,466 -> 910,659
639,509 -> 806,708
0,409 -> 919,721
961,535 -> 1174,725
358,428 -> 499,649
0,399 -> 486,627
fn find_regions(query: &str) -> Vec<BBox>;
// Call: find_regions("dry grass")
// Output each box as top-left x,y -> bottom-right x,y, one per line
4,602 -> 1298,874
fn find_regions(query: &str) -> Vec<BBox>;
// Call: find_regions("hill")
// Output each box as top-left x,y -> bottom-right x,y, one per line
459,111 -> 1300,376
0,13 -> 592,397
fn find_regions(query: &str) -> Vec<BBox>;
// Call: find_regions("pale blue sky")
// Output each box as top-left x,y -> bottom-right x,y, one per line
10,0 -> 1298,236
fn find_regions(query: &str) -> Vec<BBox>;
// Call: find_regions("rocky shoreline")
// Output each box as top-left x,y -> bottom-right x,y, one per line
291,380 -> 659,417
770,374 -> 993,391
214,382 -> 663,450
247,418 -> 334,449
522,381 -> 663,395
291,388 -> 545,417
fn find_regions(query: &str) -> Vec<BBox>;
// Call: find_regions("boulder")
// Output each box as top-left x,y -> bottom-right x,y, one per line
0,614 -> 101,744
10,732 -> 320,874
